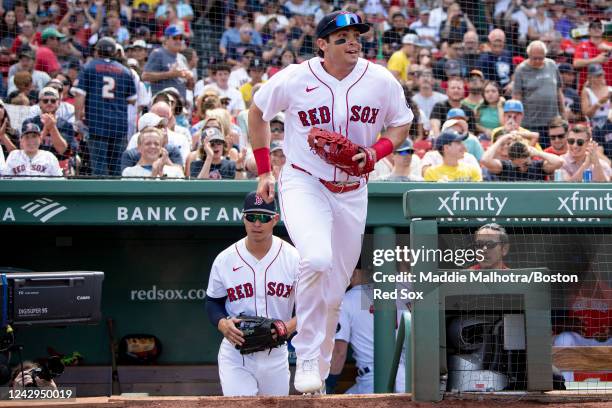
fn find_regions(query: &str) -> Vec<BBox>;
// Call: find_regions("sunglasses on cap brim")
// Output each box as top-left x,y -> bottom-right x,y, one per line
321,13 -> 369,36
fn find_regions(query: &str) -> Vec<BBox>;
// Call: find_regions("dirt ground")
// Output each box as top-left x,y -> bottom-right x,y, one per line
1,393 -> 611,408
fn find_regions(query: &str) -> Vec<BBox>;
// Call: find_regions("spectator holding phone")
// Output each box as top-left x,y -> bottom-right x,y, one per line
581,64 -> 612,157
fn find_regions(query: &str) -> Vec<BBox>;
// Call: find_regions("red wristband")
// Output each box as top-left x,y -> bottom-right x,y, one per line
253,147 -> 271,175
371,137 -> 394,161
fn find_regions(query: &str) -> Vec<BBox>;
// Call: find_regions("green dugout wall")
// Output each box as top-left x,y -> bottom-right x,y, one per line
0,180 -> 610,368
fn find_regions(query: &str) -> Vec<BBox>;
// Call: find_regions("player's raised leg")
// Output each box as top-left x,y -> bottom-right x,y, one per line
318,186 -> 368,381
278,166 -> 334,392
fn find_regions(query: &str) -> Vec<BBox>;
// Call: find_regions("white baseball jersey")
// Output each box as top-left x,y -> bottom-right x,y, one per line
336,284 -> 374,370
206,236 -> 300,321
1,150 -> 62,177
253,57 -> 413,181
335,283 -> 408,393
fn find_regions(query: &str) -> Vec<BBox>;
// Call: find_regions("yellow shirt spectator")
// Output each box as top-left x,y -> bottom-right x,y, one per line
424,163 -> 483,182
133,0 -> 160,9
240,80 -> 266,107
387,50 -> 410,82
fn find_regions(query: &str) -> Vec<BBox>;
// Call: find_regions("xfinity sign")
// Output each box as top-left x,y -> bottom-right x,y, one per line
557,191 -> 612,216
437,192 -> 508,216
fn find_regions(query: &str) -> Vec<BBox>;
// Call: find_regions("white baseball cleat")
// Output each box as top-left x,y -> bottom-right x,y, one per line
294,358 -> 322,394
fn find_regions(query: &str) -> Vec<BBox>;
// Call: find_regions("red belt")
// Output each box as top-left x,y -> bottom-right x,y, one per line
291,164 -> 361,194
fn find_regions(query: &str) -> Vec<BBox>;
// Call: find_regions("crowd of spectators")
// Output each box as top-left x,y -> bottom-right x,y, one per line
0,0 -> 610,181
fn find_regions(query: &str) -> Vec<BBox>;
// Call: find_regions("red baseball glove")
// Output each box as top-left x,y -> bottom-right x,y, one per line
307,127 -> 376,177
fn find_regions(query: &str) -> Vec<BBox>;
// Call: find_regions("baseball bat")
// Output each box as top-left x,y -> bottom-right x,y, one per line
106,318 -> 121,395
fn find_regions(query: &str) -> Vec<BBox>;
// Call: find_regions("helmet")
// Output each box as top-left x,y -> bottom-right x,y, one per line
447,316 -> 495,352
96,37 -> 117,58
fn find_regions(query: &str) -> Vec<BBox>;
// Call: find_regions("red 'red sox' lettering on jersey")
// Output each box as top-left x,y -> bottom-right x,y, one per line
297,106 -> 380,126
298,106 -> 331,126
266,282 -> 294,298
206,236 -> 299,320
349,106 -> 380,124
226,283 -> 254,302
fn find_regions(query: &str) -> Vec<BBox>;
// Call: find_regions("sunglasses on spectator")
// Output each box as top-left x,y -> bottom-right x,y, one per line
41,98 -> 57,104
549,133 -> 565,140
474,240 -> 501,249
244,213 -> 274,223
271,127 -> 284,133
172,35 -> 184,41
407,71 -> 421,77
396,150 -> 413,156
210,140 -> 226,146
567,138 -> 586,146
204,125 -> 221,131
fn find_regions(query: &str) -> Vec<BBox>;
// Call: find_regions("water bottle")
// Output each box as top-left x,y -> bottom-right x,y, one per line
583,168 -> 592,183
554,169 -> 564,182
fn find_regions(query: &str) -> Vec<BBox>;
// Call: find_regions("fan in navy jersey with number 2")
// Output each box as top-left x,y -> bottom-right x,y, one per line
73,37 -> 137,176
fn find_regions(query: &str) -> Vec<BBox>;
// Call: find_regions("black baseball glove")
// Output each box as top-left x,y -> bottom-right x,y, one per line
235,315 -> 289,355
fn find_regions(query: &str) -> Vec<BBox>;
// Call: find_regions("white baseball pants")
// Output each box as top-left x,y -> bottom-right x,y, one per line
218,339 -> 290,396
278,163 -> 367,381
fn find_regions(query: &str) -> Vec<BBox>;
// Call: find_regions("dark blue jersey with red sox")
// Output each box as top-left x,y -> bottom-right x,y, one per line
73,58 -> 137,138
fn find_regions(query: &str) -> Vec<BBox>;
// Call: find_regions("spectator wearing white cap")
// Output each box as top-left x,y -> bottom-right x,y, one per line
121,126 -> 184,179
25,87 -> 78,171
142,25 -> 193,100
409,8 -> 438,48
126,103 -> 190,165
126,40 -> 150,71
388,33 -> 420,82
121,112 -> 183,172
27,82 -> 75,125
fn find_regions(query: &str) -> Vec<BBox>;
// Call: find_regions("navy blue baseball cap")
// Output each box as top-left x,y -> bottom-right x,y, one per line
315,11 -> 370,39
435,130 -> 468,150
395,139 -> 414,153
21,120 -> 41,136
243,191 -> 277,215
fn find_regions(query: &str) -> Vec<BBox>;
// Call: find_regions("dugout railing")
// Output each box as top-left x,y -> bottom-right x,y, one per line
381,187 -> 612,402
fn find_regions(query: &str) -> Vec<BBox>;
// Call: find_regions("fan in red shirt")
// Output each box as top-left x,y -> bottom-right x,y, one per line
35,27 -> 64,76
554,275 -> 612,382
573,20 -> 612,91
543,117 -> 569,156
469,223 -> 510,270
11,19 -> 41,54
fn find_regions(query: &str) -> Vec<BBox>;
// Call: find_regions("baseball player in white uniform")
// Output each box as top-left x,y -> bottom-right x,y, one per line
1,122 -> 62,178
249,11 -> 413,393
327,268 -> 407,394
205,191 -> 300,396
